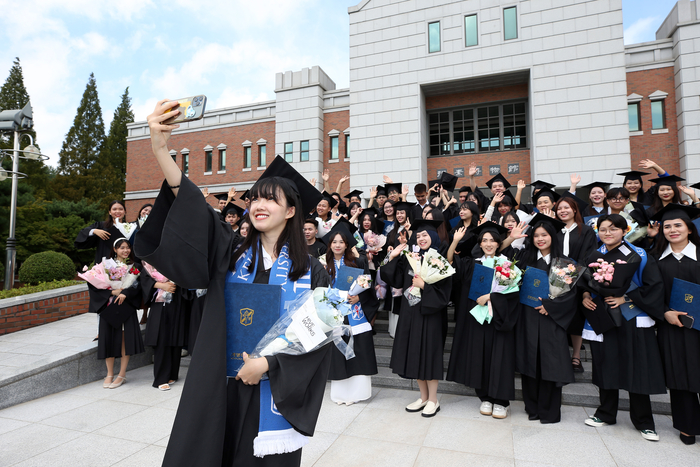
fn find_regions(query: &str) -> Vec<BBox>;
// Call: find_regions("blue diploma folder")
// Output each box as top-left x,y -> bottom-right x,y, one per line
468,263 -> 494,301
519,267 -> 549,308
669,278 -> 700,331
335,265 -> 364,291
225,282 -> 282,377
449,216 -> 461,229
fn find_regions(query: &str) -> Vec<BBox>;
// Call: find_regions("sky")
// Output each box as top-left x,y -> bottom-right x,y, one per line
0,0 -> 680,166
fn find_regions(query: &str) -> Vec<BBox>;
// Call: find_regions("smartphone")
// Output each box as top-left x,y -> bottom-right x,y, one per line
162,95 -> 207,124
679,314 -> 694,329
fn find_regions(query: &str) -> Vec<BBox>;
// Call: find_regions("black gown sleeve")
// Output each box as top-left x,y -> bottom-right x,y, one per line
625,254 -> 665,321
74,221 -> 102,250
540,285 -> 579,330
420,274 -> 452,315
379,254 -> 406,289
490,291 -> 520,332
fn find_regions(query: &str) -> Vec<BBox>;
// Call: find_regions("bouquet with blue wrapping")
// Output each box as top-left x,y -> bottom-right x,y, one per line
470,256 -> 522,325
236,288 -> 355,372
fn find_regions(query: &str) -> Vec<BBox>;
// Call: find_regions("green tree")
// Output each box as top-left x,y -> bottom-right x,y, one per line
96,87 -> 134,207
53,72 -> 106,203
0,57 -> 52,199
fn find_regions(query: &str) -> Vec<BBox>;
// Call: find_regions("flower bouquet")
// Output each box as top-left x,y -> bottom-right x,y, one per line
363,230 -> 387,254
237,288 -> 356,372
317,218 -> 336,238
403,247 -> 455,306
142,261 -> 174,303
348,274 -> 372,296
548,257 -> 585,299
78,261 -> 112,290
470,256 -> 522,324
79,258 -> 139,291
114,219 -> 136,240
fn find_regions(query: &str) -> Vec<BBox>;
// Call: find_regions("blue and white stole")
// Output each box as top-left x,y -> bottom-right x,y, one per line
226,242 -> 311,457
583,241 -> 651,340
333,259 -> 371,336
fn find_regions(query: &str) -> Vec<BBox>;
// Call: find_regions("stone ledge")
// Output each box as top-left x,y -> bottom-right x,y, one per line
0,283 -> 88,308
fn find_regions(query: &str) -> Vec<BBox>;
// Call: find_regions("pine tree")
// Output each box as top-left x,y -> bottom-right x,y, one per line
96,87 -> 134,207
54,72 -> 106,202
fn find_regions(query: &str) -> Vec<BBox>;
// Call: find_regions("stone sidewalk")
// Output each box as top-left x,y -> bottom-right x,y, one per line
1,364 -> 699,467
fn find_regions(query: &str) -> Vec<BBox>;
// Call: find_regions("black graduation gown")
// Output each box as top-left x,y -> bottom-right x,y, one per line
187,291 -> 206,355
556,224 -> 597,264
581,245 -> 667,394
307,239 -> 327,259
656,253 -> 700,393
88,277 -> 145,360
74,221 -> 123,266
381,253 -> 451,381
582,205 -> 605,218
328,256 -> 378,380
514,256 -> 576,386
446,255 -> 520,401
141,275 -> 190,348
135,176 -> 332,467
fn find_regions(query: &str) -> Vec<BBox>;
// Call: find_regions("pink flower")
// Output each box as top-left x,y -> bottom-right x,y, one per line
82,265 -> 88,272
604,273 -> 613,282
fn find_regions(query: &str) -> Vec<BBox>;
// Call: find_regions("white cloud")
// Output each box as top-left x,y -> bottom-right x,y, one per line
624,16 -> 659,45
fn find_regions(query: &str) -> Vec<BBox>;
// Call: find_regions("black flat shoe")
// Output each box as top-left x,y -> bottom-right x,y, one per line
528,413 -> 540,421
572,357 -> 584,373
680,433 -> 696,445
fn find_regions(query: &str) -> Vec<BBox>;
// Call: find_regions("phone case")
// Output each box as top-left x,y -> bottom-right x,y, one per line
163,95 -> 207,124
679,314 -> 694,329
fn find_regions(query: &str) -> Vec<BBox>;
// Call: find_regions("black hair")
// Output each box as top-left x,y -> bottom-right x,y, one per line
653,217 -> 700,257
606,187 -> 630,200
596,214 -> 628,231
387,204 -> 413,246
138,203 -> 153,218
324,231 -> 357,282
230,176 -> 309,282
500,210 -> 521,228
457,201 -> 480,229
425,208 -> 448,244
331,192 -> 347,215
477,230 -> 504,255
651,183 -> 682,214
624,178 -> 646,200
519,221 -> 563,268
316,198 -> 332,221
348,202 -> 362,216
414,183 -> 427,194
104,200 -> 126,229
359,212 -> 381,234
111,238 -> 136,264
380,200 -> 395,221
304,218 -> 319,228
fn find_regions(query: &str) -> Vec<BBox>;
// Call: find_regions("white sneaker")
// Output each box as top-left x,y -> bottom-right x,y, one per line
479,401 -> 493,415
640,430 -> 659,441
492,404 -> 508,419
405,398 -> 428,412
584,416 -> 608,427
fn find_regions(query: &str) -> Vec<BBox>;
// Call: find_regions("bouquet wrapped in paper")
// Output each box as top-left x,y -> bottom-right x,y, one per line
142,261 -> 174,303
403,247 -> 456,306
78,261 -> 112,289
237,288 -> 355,372
548,257 -> 585,299
114,219 -> 137,240
470,256 -> 522,325
348,274 -> 372,296
79,258 -> 140,291
363,230 -> 387,254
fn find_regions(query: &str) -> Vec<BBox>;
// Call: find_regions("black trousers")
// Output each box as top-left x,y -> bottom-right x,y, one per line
595,388 -> 655,431
476,387 -> 509,408
670,389 -> 700,436
522,375 -> 562,423
153,345 -> 182,387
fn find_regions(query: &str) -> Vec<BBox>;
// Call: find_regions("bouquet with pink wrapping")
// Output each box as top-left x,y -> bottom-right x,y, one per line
142,261 -> 174,303
363,230 -> 387,254
78,262 -> 112,290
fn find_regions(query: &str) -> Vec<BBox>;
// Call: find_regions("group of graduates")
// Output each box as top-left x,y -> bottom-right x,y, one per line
286,159 -> 700,446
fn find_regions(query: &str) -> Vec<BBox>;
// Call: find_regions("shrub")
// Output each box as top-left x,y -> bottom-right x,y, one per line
0,280 -> 82,299
18,251 -> 76,285
0,260 -> 4,280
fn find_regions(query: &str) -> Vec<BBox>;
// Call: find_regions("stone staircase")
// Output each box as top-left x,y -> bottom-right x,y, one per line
371,305 -> 672,415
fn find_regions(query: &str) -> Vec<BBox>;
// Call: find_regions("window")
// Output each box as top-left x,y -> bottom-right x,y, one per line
345,134 -> 350,159
428,101 -> 528,156
504,7 -> 517,40
284,142 -> 293,162
259,145 -> 266,166
171,153 -> 177,162
243,147 -> 251,168
183,154 -> 189,175
465,15 -> 478,47
330,136 -> 339,159
300,140 -> 309,162
651,100 -> 666,130
428,22 -> 441,53
205,150 -> 212,172
628,103 -> 641,132
219,149 -> 226,171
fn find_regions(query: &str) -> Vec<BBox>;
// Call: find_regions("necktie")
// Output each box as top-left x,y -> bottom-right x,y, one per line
561,224 -> 577,257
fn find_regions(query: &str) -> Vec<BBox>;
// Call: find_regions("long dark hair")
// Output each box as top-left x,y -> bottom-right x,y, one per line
230,177 -> 309,282
554,197 -> 584,235
324,231 -> 357,282
111,238 -> 136,264
457,201 -> 480,229
427,209 -> 448,244
653,217 -> 700,257
380,200 -> 395,221
359,212 -> 381,234
518,221 -> 564,268
651,184 -> 682,213
138,203 -> 153,218
387,204 -> 413,246
104,200 -> 126,229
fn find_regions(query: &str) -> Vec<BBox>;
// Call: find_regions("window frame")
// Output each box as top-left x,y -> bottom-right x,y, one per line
182,154 -> 189,175
330,136 -> 339,160
428,21 -> 441,53
650,99 -> 666,130
284,142 -> 293,162
628,102 -> 641,132
464,14 -> 478,47
219,149 -> 226,171
427,99 -> 529,157
259,144 -> 266,167
300,140 -> 309,162
503,6 -> 518,41
345,134 -> 350,159
243,146 -> 252,169
204,150 -> 213,173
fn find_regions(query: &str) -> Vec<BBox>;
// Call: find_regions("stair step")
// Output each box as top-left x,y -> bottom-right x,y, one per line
370,367 -> 671,415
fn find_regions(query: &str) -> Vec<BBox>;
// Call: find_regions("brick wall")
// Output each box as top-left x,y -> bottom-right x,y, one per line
425,84 -> 529,111
0,289 -> 90,335
322,110 -> 350,193
626,67 -> 680,185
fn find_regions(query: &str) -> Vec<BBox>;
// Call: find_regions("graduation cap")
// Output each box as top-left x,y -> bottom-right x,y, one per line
530,180 -> 556,191
255,156 -> 322,215
485,173 -> 511,190
458,222 -> 510,258
393,201 -> 416,214
361,207 -> 380,218
528,213 -> 565,231
532,188 -> 561,204
240,189 -> 250,201
222,203 -> 244,219
320,191 -> 338,209
628,206 -> 651,227
649,174 -> 685,187
435,172 -> 459,192
618,170 -> 650,183
376,185 -> 387,196
344,189 -> 363,200
690,182 -> 700,190
385,182 -> 402,195
650,203 -> 700,223
412,219 -> 444,232
214,193 -> 232,202
559,191 -> 588,213
321,218 -> 358,249
471,221 -> 510,238
582,181 -> 611,192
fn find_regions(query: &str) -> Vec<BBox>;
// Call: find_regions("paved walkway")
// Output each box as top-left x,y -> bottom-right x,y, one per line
1,314 -> 699,466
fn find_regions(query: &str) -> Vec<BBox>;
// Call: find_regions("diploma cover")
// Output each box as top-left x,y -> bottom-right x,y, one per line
334,265 -> 364,292
225,282 -> 282,377
449,216 -> 461,229
669,278 -> 700,331
519,267 -> 549,308
468,263 -> 494,301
